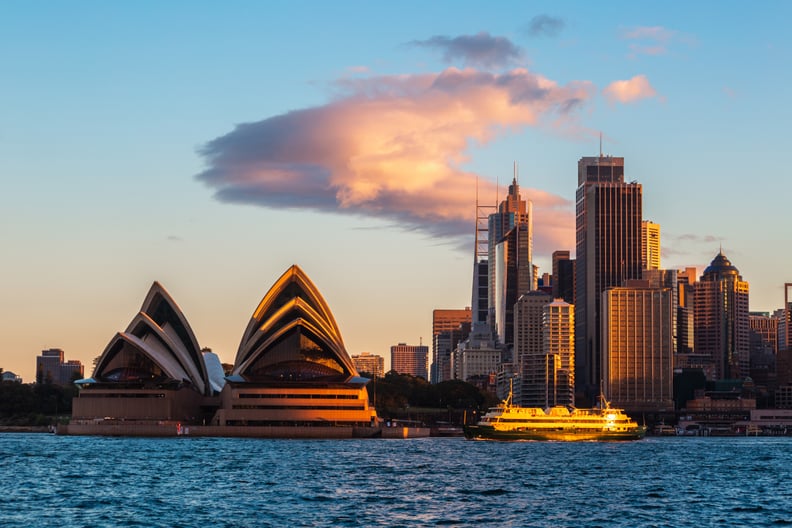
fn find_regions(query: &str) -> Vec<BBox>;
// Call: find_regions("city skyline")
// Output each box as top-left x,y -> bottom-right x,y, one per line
2,2 -> 791,382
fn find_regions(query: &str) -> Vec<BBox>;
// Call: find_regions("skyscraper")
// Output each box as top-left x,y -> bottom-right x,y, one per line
693,251 -> 750,380
642,220 -> 661,270
489,175 -> 533,345
390,343 -> 429,379
574,155 -> 643,393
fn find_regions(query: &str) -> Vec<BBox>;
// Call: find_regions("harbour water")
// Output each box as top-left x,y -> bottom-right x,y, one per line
2,434 -> 791,527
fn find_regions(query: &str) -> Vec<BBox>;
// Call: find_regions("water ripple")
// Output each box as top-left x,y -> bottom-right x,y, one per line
1,435 -> 792,527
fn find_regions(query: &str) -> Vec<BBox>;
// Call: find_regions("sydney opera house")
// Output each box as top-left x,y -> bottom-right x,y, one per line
64,265 -> 386,438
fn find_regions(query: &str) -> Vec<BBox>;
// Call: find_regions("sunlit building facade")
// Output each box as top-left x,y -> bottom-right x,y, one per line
391,343 -> 429,379
351,352 -> 385,379
218,266 -> 375,427
488,176 -> 533,342
431,308 -> 472,383
642,220 -> 661,270
693,252 -> 750,380
575,155 -> 643,394
602,281 -> 674,410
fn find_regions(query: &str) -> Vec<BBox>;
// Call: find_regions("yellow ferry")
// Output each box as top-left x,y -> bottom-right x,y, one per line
463,390 -> 647,442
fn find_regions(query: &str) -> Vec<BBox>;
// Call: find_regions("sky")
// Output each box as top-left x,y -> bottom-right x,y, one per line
2,1 -> 791,382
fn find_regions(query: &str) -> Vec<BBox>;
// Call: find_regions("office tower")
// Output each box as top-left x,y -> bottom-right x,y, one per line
514,291 -> 553,406
351,352 -> 385,379
493,223 -> 533,346
602,280 -> 674,410
780,284 -> 792,353
676,267 -> 697,356
488,175 -> 533,342
693,251 -> 750,380
431,308 -> 472,383
35,348 -> 84,385
642,220 -> 661,270
748,312 -> 777,389
390,343 -> 429,379
575,155 -> 642,393
552,250 -> 575,304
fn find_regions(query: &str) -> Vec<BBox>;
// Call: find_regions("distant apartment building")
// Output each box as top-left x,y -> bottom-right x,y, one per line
36,348 -> 84,385
390,343 -> 429,379
351,352 -> 385,379
642,220 -> 661,270
431,308 -> 472,383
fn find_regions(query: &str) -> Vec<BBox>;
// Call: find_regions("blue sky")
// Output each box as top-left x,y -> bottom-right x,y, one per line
2,1 -> 790,381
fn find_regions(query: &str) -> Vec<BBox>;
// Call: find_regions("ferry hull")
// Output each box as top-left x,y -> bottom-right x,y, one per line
463,424 -> 647,442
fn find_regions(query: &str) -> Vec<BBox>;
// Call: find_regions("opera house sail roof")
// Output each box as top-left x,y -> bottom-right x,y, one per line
90,282 -> 211,395
232,265 -> 361,384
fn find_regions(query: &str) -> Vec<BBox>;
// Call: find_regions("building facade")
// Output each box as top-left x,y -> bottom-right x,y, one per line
391,343 -> 429,380
641,220 -> 661,270
36,348 -> 84,385
351,352 -> 385,379
693,252 -> 750,380
575,155 -> 643,394
431,308 -> 472,383
602,281 -> 674,410
552,250 -> 575,305
488,176 -> 532,342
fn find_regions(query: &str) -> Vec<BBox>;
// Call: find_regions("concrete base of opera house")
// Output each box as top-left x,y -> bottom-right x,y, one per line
57,422 -> 432,439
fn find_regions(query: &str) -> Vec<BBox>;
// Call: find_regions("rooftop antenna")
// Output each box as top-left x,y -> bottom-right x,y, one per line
599,131 -> 603,157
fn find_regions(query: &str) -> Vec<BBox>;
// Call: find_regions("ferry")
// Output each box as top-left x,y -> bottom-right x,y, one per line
463,390 -> 647,442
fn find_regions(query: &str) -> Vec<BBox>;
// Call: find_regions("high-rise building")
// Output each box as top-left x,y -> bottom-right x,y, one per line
542,299 -> 575,407
351,352 -> 385,379
676,267 -> 697,357
552,250 -> 575,305
693,251 -> 750,380
390,343 -> 429,380
488,175 -> 532,342
575,155 -> 643,394
431,308 -> 472,383
514,291 -> 553,406
642,220 -> 661,270
602,280 -> 674,410
434,322 -> 471,384
35,348 -> 84,385
514,291 -> 574,407
494,223 -> 533,346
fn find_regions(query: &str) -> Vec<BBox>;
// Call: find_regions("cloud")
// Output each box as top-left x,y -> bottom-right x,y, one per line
197,67 -> 593,255
620,25 -> 692,58
603,75 -> 658,104
410,32 -> 524,68
525,15 -> 565,38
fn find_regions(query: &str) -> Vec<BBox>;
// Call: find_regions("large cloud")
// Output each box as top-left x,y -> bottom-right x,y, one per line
197,67 -> 593,254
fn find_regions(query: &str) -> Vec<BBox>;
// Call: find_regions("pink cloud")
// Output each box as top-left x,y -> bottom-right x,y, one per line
603,75 -> 658,104
197,67 -> 590,255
